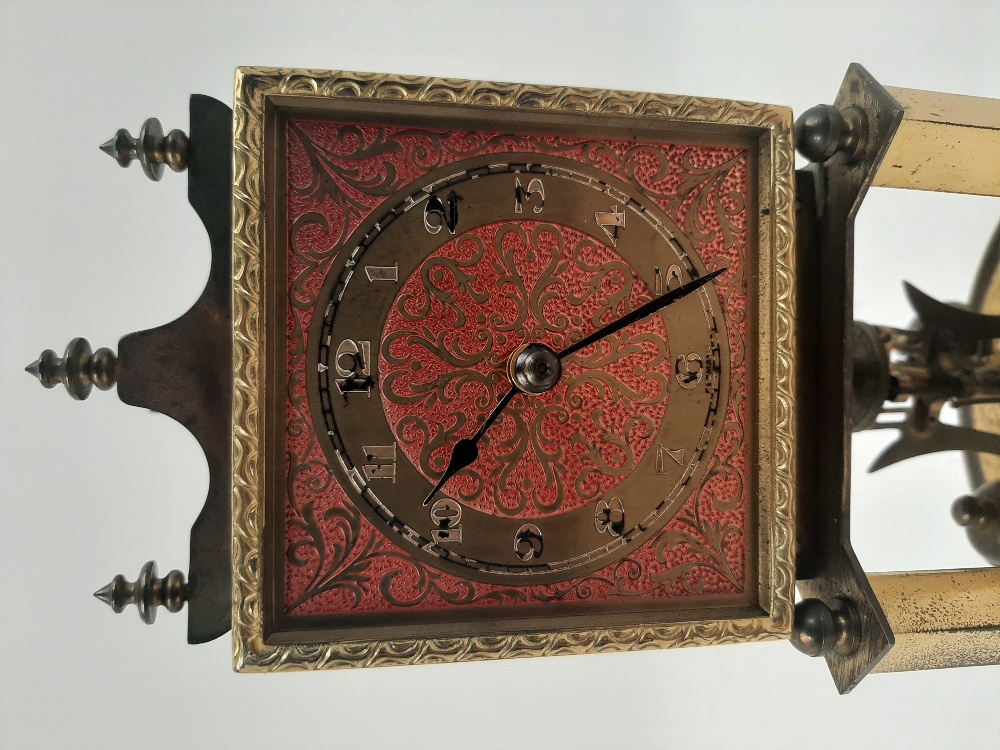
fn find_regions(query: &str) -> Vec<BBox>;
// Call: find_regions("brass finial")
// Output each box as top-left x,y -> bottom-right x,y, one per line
953,484 -> 1000,565
94,561 -> 187,625
791,597 -> 861,658
794,104 -> 869,164
25,338 -> 117,400
100,117 -> 188,181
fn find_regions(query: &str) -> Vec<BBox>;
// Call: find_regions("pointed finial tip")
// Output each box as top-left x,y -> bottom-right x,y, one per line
100,129 -> 135,169
99,136 -> 117,157
24,348 -> 60,390
93,581 -> 114,606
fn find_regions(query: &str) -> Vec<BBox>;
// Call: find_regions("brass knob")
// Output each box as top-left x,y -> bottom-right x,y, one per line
25,338 -> 117,400
953,485 -> 1000,566
794,104 -> 868,164
100,117 -> 188,181
791,597 -> 861,658
94,561 -> 187,625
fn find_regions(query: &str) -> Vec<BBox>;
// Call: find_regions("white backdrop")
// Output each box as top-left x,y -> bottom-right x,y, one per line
2,2 -> 998,748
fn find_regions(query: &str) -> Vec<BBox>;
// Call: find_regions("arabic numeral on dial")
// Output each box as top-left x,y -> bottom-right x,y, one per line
595,204 -> 625,247
423,192 -> 460,235
595,497 -> 625,537
362,443 -> 396,482
365,264 -> 398,282
655,443 -> 685,473
654,264 -> 684,295
675,352 -> 704,389
514,177 -> 545,214
334,339 -> 370,377
429,497 -> 463,544
513,523 -> 543,561
332,339 -> 373,396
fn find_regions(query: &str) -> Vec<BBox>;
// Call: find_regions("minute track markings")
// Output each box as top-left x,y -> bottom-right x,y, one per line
324,171 -> 718,567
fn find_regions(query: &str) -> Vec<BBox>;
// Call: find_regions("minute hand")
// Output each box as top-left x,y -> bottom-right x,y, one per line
557,268 -> 725,360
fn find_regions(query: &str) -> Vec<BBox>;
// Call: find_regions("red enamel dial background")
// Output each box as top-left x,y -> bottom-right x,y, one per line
380,220 -> 671,518
282,119 -> 750,617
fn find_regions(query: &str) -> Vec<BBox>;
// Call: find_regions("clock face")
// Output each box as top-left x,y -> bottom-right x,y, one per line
232,69 -> 795,668
309,154 -> 728,586
267,103 -> 770,638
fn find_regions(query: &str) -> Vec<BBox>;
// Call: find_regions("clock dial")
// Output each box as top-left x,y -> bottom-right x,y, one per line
310,156 -> 728,585
276,113 -> 757,627
233,69 -> 797,669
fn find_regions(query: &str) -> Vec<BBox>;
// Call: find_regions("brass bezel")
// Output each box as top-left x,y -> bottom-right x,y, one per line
231,67 -> 797,671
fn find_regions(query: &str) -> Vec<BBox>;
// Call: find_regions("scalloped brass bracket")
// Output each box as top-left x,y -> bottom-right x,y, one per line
28,97 -> 234,645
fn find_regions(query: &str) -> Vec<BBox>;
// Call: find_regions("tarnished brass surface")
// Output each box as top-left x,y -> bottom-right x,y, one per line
230,68 -> 797,672
99,117 -> 189,181
791,597 -> 861,658
873,88 -> 1000,196
93,561 -> 188,625
868,569 -> 1000,673
116,95 -> 234,643
25,337 -> 118,400
794,64 -> 905,694
953,484 -> 1000,565
796,66 -> 1000,691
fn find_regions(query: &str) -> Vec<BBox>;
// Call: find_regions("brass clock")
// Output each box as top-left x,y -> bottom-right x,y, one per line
230,69 -> 796,666
27,63 -> 1000,693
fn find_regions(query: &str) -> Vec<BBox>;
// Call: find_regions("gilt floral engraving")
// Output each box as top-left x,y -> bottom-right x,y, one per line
381,220 -> 671,517
231,68 -> 795,672
286,122 -> 741,611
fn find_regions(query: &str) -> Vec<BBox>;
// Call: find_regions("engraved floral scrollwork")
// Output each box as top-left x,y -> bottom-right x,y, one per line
231,68 -> 796,673
287,498 -> 532,610
380,220 -> 671,517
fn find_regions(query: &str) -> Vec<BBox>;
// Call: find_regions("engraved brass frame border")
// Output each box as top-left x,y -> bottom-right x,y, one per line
231,68 -> 796,671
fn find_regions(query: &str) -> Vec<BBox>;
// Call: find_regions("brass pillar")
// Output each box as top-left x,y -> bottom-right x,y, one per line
868,569 -> 1000,673
873,88 -> 1000,196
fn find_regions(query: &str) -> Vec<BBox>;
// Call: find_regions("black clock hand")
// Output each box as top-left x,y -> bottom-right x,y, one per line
557,268 -> 725,360
421,386 -> 519,506
421,270 -> 722,507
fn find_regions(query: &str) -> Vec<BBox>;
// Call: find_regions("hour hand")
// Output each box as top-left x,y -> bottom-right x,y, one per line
421,387 -> 518,506
421,438 -> 479,507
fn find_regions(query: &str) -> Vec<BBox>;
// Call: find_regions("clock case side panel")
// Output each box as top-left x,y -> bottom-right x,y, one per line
230,68 -> 797,672
753,120 -> 797,637
232,68 -> 272,668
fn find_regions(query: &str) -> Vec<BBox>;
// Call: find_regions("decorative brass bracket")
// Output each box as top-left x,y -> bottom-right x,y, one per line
26,96 -> 234,644
793,64 -> 1000,692
113,95 -> 235,644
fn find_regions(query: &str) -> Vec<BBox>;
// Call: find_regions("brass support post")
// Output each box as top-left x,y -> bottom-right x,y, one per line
868,569 -> 1000,673
872,88 -> 1000,196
